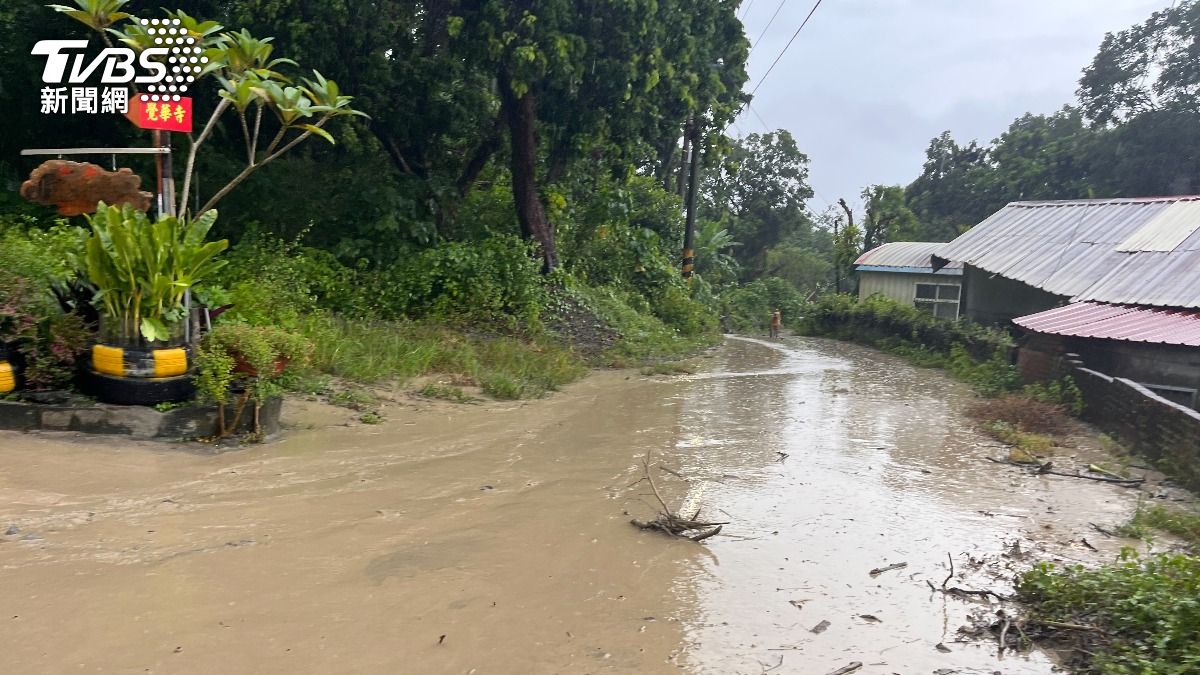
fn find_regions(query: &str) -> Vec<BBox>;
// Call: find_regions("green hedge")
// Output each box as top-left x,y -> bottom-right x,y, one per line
799,293 -> 1013,360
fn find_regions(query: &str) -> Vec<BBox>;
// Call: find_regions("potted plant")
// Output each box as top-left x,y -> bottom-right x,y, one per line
194,323 -> 312,439
83,202 -> 228,404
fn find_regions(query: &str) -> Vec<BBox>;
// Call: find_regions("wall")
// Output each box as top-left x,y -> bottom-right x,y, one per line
963,265 -> 1066,325
1073,367 -> 1200,490
1017,332 -> 1200,408
858,271 -> 961,305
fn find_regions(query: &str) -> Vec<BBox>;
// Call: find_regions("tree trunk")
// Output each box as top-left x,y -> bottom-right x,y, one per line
455,113 -> 503,197
499,77 -> 558,271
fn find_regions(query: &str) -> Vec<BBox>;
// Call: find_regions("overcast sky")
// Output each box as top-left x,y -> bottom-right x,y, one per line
736,0 -> 1166,214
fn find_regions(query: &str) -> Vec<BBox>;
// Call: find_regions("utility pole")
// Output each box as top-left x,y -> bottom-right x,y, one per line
682,120 -> 701,281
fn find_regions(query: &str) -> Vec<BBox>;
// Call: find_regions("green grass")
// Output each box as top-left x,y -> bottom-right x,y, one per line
416,383 -> 479,404
1017,550 -> 1200,673
359,411 -> 384,425
571,285 -> 718,365
1118,500 -> 1200,547
984,420 -> 1055,458
297,315 -> 587,400
328,388 -> 378,411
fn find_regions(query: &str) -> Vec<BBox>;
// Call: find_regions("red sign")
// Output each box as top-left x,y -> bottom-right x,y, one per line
129,96 -> 193,132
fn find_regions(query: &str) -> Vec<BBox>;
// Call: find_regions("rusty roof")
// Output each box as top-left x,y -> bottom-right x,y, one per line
1014,302 -> 1200,347
854,241 -> 962,271
935,196 -> 1200,308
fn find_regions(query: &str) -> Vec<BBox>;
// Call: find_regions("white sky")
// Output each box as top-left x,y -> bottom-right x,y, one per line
735,0 -> 1166,213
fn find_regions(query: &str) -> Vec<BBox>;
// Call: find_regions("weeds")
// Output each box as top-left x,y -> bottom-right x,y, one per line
1017,549 -> 1200,673
1118,499 -> 1200,548
359,412 -> 384,425
967,394 -> 1071,436
984,421 -> 1055,458
417,383 -> 478,404
328,388 -> 378,411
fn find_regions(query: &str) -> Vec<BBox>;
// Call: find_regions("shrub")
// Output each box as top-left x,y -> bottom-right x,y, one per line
967,394 -> 1071,436
1017,550 -> 1200,673
947,344 -> 1020,397
1023,376 -> 1085,416
375,235 -> 546,328
719,276 -> 807,333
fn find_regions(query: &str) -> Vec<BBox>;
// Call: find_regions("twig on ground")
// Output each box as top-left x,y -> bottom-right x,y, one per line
869,562 -> 908,577
825,663 -> 862,675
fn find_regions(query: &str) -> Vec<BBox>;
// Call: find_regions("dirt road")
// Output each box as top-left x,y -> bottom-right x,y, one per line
0,337 -> 1144,674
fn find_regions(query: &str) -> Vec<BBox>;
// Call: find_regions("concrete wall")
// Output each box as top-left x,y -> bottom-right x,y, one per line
963,265 -> 1066,325
1017,332 -> 1200,408
1074,367 -> 1200,490
858,271 -> 961,305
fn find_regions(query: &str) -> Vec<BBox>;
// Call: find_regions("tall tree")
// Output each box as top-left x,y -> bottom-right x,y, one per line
701,130 -> 814,276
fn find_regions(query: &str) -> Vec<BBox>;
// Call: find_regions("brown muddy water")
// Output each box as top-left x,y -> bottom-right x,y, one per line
0,336 -> 1148,674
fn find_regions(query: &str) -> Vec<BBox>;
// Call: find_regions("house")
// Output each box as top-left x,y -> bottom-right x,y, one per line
853,241 -> 963,319
934,196 -> 1200,408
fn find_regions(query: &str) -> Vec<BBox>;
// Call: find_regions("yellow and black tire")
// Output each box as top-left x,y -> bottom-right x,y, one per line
92,344 -> 191,379
0,359 -> 16,394
88,343 -> 195,405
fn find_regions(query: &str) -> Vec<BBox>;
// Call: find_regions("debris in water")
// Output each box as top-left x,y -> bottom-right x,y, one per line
858,614 -> 881,623
935,642 -> 952,652
787,600 -> 805,610
438,634 -> 446,645
868,562 -> 907,576
810,619 -> 831,634
825,662 -> 862,675
629,449 -> 727,542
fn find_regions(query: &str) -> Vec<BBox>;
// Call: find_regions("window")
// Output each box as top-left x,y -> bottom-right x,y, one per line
914,283 -> 960,319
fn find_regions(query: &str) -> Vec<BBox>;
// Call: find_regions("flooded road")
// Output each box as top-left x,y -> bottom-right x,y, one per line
0,337 -> 1142,674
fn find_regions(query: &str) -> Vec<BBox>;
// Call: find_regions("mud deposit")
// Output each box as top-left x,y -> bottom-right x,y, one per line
0,337 -> 1145,674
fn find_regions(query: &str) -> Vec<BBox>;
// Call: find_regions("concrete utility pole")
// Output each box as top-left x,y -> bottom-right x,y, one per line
682,121 -> 701,280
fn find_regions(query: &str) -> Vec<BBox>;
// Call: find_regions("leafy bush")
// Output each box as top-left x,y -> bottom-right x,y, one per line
0,218 -> 92,391
800,293 -> 1012,359
374,235 -> 546,328
947,344 -> 1020,397
1018,550 -> 1200,674
1023,376 -> 1085,415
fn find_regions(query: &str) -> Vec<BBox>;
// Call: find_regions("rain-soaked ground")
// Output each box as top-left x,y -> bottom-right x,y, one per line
0,336 -> 1152,674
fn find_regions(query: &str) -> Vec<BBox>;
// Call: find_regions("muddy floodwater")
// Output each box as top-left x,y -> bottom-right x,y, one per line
0,336 -> 1146,674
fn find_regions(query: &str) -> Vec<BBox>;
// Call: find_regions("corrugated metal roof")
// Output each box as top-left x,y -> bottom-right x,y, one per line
854,241 -> 962,270
1115,200 -> 1200,251
936,196 -> 1200,308
1014,302 -> 1200,347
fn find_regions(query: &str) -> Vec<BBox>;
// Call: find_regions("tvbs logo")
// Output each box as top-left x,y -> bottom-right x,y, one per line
33,40 -> 169,86
32,17 -> 204,110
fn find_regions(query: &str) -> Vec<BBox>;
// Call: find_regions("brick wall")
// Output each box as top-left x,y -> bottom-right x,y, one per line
1073,367 -> 1200,490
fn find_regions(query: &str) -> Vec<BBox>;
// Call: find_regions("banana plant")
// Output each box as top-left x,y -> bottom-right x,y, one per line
85,203 -> 228,344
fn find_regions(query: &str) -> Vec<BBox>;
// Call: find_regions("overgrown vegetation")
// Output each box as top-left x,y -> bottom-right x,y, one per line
1018,550 -> 1200,674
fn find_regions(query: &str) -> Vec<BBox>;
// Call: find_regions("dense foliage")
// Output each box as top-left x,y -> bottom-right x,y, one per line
1018,550 -> 1200,674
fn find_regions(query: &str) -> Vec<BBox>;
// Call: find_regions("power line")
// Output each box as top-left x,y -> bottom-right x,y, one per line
739,0 -> 757,20
748,0 -> 788,55
747,102 -> 771,132
749,0 -> 824,98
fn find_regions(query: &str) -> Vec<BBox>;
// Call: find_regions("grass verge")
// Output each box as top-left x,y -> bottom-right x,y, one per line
1017,550 -> 1200,673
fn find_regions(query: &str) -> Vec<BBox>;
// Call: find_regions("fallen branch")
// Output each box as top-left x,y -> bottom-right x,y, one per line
1090,522 -> 1117,537
629,449 -> 727,542
825,663 -> 862,675
985,458 -> 1144,486
869,562 -> 908,577
1027,618 -> 1106,633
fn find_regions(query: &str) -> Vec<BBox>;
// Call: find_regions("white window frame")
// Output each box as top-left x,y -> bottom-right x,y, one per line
913,282 -> 961,320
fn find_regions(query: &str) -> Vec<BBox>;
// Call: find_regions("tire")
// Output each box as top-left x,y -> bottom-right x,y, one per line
82,369 -> 195,406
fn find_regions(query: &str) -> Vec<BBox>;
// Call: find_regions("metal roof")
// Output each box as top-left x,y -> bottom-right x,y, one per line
935,196 -> 1200,309
1014,302 -> 1200,347
854,241 -> 962,271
